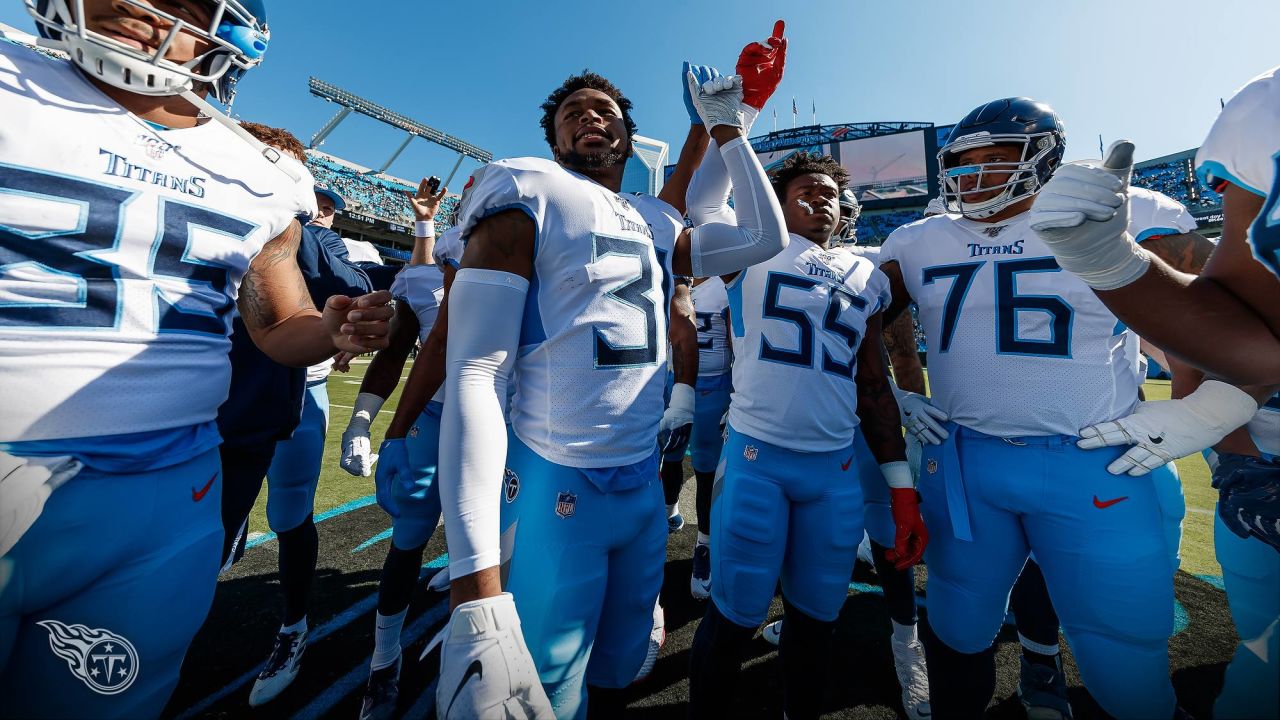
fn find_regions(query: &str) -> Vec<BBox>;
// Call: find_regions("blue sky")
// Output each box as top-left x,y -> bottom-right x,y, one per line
4,1 -> 1276,188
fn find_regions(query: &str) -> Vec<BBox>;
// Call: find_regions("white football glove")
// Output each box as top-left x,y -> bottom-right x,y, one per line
659,383 -> 695,455
893,389 -> 950,446
0,452 -> 82,557
1028,140 -> 1151,291
685,72 -> 747,130
1078,380 -> 1259,476
340,392 -> 384,477
427,593 -> 554,720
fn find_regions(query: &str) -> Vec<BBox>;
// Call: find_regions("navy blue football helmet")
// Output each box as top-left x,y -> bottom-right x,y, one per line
938,97 -> 1066,219
28,0 -> 269,105
835,188 -> 862,243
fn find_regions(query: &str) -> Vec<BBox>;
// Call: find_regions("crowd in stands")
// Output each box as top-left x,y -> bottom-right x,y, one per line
1131,159 -> 1223,211
855,209 -> 924,245
305,153 -> 461,228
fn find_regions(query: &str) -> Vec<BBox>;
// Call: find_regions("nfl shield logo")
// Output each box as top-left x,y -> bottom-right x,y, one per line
408,425 -> 419,438
555,491 -> 577,519
503,469 -> 520,503
743,445 -> 758,462
927,459 -> 938,474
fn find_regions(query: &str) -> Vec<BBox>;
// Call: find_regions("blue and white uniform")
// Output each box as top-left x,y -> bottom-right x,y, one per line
389,260 -> 448,550
0,42 -> 314,718
713,236 -> 891,627
453,158 -> 682,718
264,360 -> 331,534
878,191 -> 1192,719
663,277 -> 733,473
1196,65 -> 1280,720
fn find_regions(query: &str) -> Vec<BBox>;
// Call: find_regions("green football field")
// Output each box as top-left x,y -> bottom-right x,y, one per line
255,360 -> 1222,579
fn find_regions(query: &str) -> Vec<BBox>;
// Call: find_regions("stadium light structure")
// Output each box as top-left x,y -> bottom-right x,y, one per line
307,77 -> 492,185
749,121 -> 934,153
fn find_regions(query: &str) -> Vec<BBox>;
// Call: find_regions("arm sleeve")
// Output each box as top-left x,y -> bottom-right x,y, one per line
685,139 -> 737,227
1129,188 -> 1199,243
438,268 -> 529,577
687,136 -> 789,277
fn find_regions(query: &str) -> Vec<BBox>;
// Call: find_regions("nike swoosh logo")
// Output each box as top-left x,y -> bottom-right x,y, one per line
841,454 -> 854,471
191,473 -> 217,502
1093,495 -> 1128,509
1147,435 -> 1164,445
446,659 -> 483,717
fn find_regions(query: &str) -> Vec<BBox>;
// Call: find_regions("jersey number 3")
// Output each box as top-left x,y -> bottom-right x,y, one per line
0,164 -> 253,335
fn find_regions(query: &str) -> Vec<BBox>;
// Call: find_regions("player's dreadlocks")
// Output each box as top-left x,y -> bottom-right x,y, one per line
770,152 -> 849,199
540,70 -> 638,154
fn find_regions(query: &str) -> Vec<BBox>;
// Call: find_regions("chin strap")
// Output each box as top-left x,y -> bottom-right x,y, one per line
179,89 -> 304,184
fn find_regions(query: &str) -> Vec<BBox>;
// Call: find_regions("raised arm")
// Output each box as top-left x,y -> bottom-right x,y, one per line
237,220 -> 393,367
406,176 -> 449,266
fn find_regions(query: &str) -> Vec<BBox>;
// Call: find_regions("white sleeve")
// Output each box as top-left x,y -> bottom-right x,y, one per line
439,268 -> 529,577
685,139 -> 737,227
687,136 -> 789,277
1129,188 -> 1198,243
1196,66 -> 1280,197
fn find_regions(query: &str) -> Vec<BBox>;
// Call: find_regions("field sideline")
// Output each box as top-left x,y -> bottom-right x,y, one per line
165,359 -> 1235,719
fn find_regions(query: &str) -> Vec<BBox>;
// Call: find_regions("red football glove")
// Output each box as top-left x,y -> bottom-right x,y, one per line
887,487 -> 928,570
736,19 -> 787,110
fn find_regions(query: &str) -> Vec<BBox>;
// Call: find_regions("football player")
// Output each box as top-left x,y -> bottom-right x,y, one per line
659,274 -> 732,599
1028,68 -> 1280,719
336,179 -> 451,720
876,97 -> 1214,719
682,147 -> 926,720
208,127 -> 375,708
758,191 -> 932,719
0,2 -> 391,718
432,29 -> 793,720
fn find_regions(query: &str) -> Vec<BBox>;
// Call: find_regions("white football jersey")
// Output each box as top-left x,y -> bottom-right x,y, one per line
726,236 -> 891,452
880,194 -> 1191,437
1250,394 -> 1280,457
0,44 -> 315,443
455,158 -> 682,468
391,264 -> 446,343
691,277 -> 731,377
432,226 -> 464,269
1196,65 -> 1280,279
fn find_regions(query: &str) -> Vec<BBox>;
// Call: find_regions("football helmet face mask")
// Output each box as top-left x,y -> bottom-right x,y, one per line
835,188 -> 861,243
27,0 -> 268,105
938,97 -> 1065,220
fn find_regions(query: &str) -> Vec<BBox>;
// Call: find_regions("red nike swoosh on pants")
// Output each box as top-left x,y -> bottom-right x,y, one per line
1092,495 -> 1128,509
841,455 -> 853,471
192,473 -> 217,502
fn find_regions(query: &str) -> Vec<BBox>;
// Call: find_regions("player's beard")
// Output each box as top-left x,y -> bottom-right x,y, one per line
559,148 -> 626,171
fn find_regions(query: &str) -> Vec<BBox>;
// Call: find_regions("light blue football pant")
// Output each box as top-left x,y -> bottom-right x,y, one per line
391,401 -> 443,551
1213,448 -> 1280,720
500,430 -> 666,720
919,425 -> 1177,719
0,449 -> 223,719
711,425 -> 865,627
265,381 -> 329,533
661,372 -> 732,473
